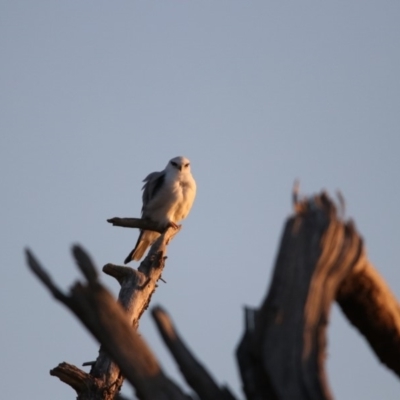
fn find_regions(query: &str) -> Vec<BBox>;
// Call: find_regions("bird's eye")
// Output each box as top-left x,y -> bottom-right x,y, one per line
184,163 -> 190,168
171,161 -> 177,167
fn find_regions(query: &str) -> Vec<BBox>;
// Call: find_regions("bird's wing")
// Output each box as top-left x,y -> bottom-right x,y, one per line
141,170 -> 166,215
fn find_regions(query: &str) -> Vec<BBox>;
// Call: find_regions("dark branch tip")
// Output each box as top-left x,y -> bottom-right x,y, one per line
71,244 -> 98,284
25,248 -> 66,300
152,306 -> 177,340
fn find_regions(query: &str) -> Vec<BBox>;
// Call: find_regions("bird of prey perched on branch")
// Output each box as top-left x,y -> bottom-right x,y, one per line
124,156 -> 197,263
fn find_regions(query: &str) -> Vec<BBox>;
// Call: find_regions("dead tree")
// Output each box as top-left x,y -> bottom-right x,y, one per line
26,192 -> 400,400
33,220 -> 182,400
26,245 -> 235,399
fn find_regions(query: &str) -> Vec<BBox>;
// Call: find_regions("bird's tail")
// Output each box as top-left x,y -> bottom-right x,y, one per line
124,230 -> 158,264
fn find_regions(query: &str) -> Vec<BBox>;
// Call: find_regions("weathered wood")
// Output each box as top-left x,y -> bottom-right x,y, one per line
337,257 -> 400,377
49,363 -> 91,394
26,245 -> 192,400
152,306 -> 237,400
27,224 -> 180,399
89,226 -> 180,395
236,194 -> 363,400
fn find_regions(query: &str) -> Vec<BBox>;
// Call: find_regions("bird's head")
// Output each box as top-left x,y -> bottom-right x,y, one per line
167,156 -> 192,174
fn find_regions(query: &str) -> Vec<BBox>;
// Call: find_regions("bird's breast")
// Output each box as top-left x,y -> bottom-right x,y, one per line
167,179 -> 195,222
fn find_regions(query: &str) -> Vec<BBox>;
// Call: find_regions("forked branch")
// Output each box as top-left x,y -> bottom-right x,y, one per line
26,245 -> 192,400
27,223 -> 181,399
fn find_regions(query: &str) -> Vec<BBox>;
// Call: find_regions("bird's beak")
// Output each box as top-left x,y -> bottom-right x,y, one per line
178,165 -> 182,171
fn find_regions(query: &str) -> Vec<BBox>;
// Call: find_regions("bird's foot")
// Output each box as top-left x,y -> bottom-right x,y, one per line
167,221 -> 180,230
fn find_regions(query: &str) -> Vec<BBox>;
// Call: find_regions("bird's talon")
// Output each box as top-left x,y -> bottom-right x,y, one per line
168,221 -> 179,229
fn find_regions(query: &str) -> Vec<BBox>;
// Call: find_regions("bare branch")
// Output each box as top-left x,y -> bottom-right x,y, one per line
25,248 -> 67,302
72,244 -> 98,284
27,246 -> 192,400
87,226 -> 182,397
50,363 -> 91,394
337,256 -> 400,377
70,282 -> 188,399
152,306 -> 237,400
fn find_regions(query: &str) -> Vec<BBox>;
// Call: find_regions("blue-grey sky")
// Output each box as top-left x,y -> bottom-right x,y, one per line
1,2 -> 400,399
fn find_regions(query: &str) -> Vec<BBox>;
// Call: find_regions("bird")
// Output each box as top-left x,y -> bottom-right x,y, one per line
124,156 -> 197,263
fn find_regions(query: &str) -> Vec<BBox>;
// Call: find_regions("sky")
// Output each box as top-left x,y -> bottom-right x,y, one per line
1,1 -> 400,399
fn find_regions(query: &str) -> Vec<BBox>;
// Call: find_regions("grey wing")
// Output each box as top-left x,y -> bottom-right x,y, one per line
141,170 -> 166,216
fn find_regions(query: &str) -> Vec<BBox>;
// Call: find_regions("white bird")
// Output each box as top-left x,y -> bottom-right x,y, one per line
124,156 -> 197,263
